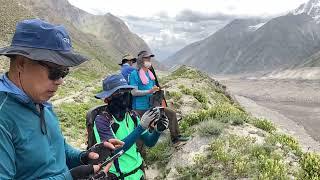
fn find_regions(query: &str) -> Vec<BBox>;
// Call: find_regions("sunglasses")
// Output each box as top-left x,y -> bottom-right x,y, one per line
37,61 -> 69,80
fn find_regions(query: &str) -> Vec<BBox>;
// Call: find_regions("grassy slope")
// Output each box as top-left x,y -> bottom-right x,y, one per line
146,66 -> 320,180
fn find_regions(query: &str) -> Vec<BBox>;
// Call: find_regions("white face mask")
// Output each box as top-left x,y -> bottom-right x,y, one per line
144,61 -> 152,68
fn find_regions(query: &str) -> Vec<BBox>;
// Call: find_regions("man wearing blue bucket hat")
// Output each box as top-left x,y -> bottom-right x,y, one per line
0,19 -> 123,180
94,74 -> 169,179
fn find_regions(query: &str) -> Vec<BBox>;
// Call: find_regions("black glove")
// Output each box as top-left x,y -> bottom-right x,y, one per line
155,114 -> 169,132
88,171 -> 118,180
70,164 -> 94,180
81,142 -> 113,165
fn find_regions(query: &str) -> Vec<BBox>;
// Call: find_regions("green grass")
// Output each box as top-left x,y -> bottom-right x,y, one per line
266,133 -> 302,157
299,152 -> 320,179
176,134 -> 292,179
145,137 -> 175,167
166,91 -> 182,102
55,98 -> 102,146
251,118 -> 277,133
197,119 -> 225,137
192,90 -> 207,104
180,102 -> 249,132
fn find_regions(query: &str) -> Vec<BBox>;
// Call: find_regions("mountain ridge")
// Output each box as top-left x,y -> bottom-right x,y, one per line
166,13 -> 320,74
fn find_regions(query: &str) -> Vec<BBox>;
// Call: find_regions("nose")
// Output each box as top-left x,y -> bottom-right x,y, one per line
54,78 -> 64,85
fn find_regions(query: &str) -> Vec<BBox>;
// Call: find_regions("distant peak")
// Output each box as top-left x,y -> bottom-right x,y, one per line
293,0 -> 320,22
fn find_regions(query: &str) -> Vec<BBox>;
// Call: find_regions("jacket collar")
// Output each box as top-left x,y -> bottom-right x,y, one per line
0,73 -> 52,108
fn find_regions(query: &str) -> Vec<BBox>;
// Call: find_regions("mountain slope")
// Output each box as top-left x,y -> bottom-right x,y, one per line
20,0 -> 151,63
166,13 -> 320,74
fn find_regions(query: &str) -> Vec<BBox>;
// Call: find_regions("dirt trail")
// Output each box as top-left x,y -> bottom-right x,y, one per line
218,77 -> 320,152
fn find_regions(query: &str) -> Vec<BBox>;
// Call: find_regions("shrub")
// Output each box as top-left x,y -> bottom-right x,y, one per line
197,119 -> 225,137
173,133 -> 303,179
252,118 -> 276,133
214,103 -> 247,119
299,152 -> 320,179
178,85 -> 185,89
180,103 -> 248,132
180,108 -> 216,132
181,87 -> 193,95
192,90 -> 207,104
266,134 -> 302,156
257,157 -> 288,179
167,91 -> 182,101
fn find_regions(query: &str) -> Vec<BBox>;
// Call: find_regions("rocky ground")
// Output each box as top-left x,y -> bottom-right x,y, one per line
218,77 -> 320,152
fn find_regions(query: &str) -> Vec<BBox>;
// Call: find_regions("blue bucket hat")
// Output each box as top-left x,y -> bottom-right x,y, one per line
0,18 -> 88,67
95,74 -> 135,99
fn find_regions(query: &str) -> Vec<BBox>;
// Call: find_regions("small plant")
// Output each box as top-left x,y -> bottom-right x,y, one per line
167,91 -> 182,101
178,84 -> 185,89
252,118 -> 276,133
192,90 -> 207,104
145,137 -> 174,167
299,152 -> 320,179
257,157 -> 288,179
181,87 -> 193,95
266,134 -> 302,156
197,119 -> 225,137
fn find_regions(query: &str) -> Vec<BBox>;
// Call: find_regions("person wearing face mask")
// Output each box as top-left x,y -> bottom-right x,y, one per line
129,51 -> 190,148
94,74 -> 169,179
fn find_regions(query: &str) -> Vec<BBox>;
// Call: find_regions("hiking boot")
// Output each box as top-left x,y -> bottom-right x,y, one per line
172,135 -> 190,146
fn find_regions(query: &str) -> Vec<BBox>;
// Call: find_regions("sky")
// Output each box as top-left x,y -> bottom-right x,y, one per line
68,0 -> 307,60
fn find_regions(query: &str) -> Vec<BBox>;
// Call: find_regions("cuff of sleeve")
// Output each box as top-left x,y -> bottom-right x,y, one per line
79,151 -> 86,165
137,125 -> 148,134
154,129 -> 162,134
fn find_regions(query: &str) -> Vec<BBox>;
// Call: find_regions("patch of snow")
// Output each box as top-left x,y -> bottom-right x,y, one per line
293,0 -> 320,22
248,22 -> 266,31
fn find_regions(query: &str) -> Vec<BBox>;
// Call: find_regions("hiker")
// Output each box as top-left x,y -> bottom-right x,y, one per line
94,74 -> 169,179
129,50 -> 190,146
0,19 -> 123,180
119,54 -> 137,82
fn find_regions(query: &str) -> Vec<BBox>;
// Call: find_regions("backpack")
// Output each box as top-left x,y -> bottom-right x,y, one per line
86,105 -> 139,149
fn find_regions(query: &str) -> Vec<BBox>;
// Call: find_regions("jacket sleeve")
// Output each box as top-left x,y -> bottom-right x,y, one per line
114,125 -> 146,153
140,129 -> 161,147
38,171 -> 73,180
0,124 -> 16,179
64,141 -> 82,169
95,115 -> 114,142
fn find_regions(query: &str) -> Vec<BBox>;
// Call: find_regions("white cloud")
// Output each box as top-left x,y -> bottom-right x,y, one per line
67,0 -> 308,60
68,0 -> 307,17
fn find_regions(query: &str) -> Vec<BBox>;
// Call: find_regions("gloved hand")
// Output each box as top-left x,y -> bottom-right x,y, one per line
140,109 -> 160,129
81,142 -> 113,165
70,164 -> 95,180
155,114 -> 169,132
88,171 -> 118,180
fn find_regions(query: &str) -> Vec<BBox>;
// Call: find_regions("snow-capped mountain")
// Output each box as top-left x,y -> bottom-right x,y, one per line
293,0 -> 320,22
165,0 -> 320,74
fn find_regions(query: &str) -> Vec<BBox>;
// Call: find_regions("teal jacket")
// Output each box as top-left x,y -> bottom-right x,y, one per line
0,73 -> 81,180
129,70 -> 155,110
